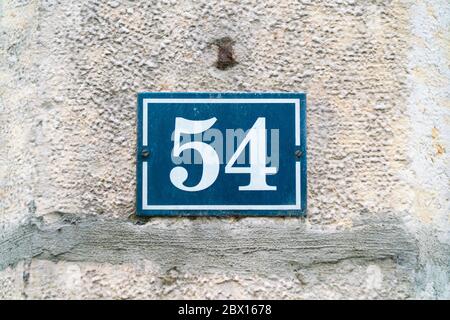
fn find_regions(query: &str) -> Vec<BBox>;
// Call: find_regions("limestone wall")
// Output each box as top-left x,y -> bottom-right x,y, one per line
0,0 -> 449,299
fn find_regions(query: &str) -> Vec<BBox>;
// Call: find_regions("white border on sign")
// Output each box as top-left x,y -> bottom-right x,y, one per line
142,98 -> 301,210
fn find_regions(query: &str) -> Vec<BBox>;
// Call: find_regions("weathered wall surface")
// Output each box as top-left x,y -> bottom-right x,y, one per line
0,0 -> 449,299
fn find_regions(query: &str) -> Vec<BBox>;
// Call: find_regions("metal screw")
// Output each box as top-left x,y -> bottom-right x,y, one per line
142,149 -> 150,158
295,150 -> 303,158
214,37 -> 237,70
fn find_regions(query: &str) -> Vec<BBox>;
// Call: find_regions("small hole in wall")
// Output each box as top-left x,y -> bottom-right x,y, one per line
214,37 -> 237,70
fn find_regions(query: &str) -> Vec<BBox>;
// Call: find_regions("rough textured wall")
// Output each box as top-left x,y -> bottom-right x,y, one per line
0,0 -> 449,299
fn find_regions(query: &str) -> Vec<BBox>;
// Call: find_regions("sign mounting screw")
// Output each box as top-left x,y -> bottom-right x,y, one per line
295,150 -> 303,159
142,149 -> 150,158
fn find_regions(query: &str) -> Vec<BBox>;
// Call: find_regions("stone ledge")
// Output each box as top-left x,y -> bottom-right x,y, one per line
0,213 -> 417,275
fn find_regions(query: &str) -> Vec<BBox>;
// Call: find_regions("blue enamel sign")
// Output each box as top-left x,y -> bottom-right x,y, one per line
136,92 -> 307,216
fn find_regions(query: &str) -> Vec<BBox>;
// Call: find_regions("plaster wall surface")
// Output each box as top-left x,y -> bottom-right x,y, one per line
0,0 -> 449,299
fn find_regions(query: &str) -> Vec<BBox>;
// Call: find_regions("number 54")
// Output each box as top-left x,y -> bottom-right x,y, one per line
170,117 -> 277,192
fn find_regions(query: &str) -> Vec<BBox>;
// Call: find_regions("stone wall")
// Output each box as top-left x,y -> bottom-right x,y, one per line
0,0 -> 449,299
